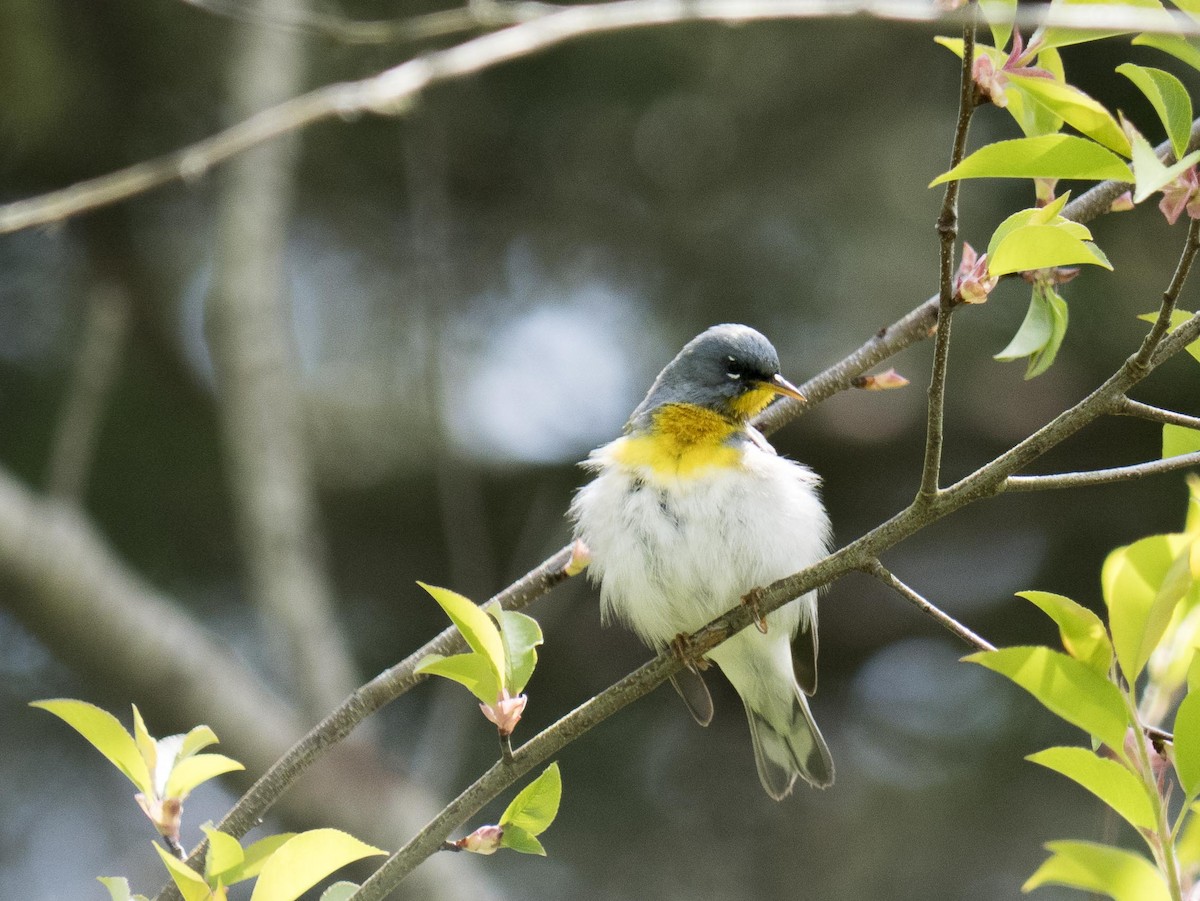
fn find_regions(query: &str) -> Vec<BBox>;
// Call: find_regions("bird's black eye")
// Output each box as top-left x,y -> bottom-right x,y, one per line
725,355 -> 744,381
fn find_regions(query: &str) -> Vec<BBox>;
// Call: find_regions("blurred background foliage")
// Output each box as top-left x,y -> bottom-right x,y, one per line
2,2 -> 1200,899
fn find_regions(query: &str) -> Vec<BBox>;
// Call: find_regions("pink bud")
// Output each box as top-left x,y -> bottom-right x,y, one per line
456,824 -> 504,855
1109,191 -> 1134,213
972,55 -> 1008,108
135,793 -> 183,848
481,690 -> 527,736
953,243 -> 999,305
564,539 -> 591,577
851,368 -> 910,391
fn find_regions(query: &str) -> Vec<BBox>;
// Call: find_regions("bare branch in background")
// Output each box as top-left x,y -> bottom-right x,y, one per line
5,0 -> 1200,236
205,0 -> 360,719
181,0 -> 559,44
46,282 -> 130,501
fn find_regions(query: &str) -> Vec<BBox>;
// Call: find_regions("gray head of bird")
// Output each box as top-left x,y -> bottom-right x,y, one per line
628,324 -> 805,428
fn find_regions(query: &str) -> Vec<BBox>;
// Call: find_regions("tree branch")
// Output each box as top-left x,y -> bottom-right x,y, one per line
920,16 -> 976,501
5,0 -> 1200,236
1115,398 -> 1200,432
1135,217 -> 1200,370
1004,452 -> 1200,492
861,558 -> 995,651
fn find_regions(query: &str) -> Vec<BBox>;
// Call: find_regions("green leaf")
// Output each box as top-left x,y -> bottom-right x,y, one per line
994,284 -> 1070,379
980,0 -> 1017,51
249,829 -> 385,901
1116,64 -> 1194,161
414,652 -> 502,705
995,291 -> 1053,362
500,762 -> 562,837
1164,424 -> 1200,459
164,753 -> 245,801
318,884 -> 358,901
153,844 -> 213,901
203,825 -> 246,885
1008,76 -> 1130,155
964,647 -> 1131,755
499,824 -> 547,856
1138,309 -> 1200,363
1018,591 -> 1112,674
1039,0 -> 1168,51
1103,533 -> 1194,682
220,833 -> 297,886
1133,33 -> 1200,74
1023,840 -> 1170,901
1026,747 -> 1156,830
493,609 -> 543,694
1127,118 -> 1200,203
989,224 -> 1111,276
985,195 -> 1074,260
417,582 -> 505,685
929,135 -> 1134,186
1179,802 -> 1200,868
1175,691 -> 1200,799
1026,286 -> 1070,379
179,725 -> 221,759
131,705 -> 158,783
97,877 -> 149,901
30,699 -> 154,797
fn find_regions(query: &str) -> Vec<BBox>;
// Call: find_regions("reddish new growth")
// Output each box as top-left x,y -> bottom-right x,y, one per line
481,689 -> 527,736
953,243 -> 998,305
1159,167 -> 1200,225
972,31 -> 1052,109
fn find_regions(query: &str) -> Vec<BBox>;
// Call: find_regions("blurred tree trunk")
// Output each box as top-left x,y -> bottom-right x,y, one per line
205,0 -> 360,720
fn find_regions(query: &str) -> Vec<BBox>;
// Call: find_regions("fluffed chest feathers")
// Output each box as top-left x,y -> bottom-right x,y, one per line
571,441 -> 830,646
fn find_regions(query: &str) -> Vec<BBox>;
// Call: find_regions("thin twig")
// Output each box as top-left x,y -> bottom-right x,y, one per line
7,0 -> 1200,236
920,16 -> 976,501
1115,399 -> 1200,432
861,558 -> 995,652
1004,452 -> 1200,492
1135,217 -> 1200,370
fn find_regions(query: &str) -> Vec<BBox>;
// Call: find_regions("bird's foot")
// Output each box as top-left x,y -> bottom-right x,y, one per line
670,633 -> 710,672
741,587 -> 770,634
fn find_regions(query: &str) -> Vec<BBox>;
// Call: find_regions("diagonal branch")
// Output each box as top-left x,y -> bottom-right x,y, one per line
861,558 -> 995,651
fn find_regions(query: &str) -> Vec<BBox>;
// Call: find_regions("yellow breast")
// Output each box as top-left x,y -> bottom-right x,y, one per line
612,403 -> 742,479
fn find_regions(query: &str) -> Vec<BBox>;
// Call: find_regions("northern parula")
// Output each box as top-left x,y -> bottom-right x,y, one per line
570,323 -> 834,798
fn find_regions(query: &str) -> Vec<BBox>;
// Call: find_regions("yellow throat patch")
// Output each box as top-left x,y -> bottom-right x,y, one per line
613,403 -> 744,479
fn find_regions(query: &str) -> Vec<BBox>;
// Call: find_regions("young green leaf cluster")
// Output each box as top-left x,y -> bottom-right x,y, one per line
31,700 -> 385,900
413,581 -> 544,739
144,826 -> 382,901
29,700 -> 243,852
967,478 -> 1200,901
448,762 -> 564,857
933,1 -> 1200,378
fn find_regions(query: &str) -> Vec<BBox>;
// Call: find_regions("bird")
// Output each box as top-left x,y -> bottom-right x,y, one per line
570,323 -> 834,799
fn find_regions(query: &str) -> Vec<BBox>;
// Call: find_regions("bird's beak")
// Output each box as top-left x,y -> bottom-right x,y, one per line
767,373 -> 806,403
